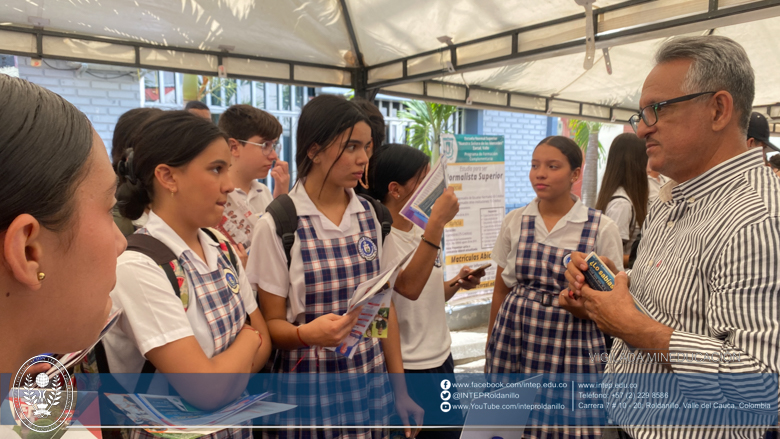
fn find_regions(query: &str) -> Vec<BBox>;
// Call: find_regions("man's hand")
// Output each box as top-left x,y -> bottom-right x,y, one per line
564,251 -> 619,297
558,289 -> 589,320
577,272 -> 639,337
271,160 -> 290,198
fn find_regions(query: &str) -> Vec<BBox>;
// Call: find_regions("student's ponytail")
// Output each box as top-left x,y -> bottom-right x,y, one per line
115,110 -> 227,220
116,149 -> 151,220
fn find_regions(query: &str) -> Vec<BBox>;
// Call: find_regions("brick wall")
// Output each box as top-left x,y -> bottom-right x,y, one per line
15,57 -> 141,151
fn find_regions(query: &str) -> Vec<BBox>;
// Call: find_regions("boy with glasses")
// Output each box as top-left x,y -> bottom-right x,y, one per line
217,104 -> 288,257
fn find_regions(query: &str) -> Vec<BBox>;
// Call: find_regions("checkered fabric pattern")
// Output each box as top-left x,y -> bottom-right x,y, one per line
267,200 -> 393,439
485,209 -> 607,439
178,251 -> 246,354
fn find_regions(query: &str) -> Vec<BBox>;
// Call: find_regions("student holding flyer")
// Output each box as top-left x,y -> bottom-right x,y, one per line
246,95 -> 423,439
218,104 -> 289,261
486,136 -> 623,439
368,143 -> 485,439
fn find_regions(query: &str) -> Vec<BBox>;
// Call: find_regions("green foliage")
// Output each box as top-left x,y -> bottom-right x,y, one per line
398,100 -> 459,159
568,119 -> 605,161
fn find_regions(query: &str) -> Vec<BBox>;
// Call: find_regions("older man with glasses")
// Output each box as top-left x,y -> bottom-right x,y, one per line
561,35 -> 780,439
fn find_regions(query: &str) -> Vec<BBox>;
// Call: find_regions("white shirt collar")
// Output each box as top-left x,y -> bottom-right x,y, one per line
234,179 -> 266,196
144,211 -> 221,270
288,182 -> 367,232
522,194 -> 589,224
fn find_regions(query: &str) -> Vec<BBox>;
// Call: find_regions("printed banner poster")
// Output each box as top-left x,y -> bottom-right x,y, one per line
441,134 -> 505,296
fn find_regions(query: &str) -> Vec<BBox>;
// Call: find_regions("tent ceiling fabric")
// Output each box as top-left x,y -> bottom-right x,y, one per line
1,0 -> 780,121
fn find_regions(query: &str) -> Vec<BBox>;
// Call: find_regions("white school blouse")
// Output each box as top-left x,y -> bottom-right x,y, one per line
604,186 -> 640,255
246,183 -> 396,324
492,195 -> 624,289
103,211 -> 258,374
388,224 -> 451,370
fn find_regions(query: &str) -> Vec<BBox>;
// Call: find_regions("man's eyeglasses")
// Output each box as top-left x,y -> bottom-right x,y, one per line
628,91 -> 716,133
238,139 -> 282,156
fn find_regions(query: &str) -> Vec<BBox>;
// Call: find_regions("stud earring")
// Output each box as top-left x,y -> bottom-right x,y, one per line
37,272 -> 46,281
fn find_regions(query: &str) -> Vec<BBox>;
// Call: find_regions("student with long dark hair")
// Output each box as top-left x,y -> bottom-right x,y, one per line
368,143 -> 483,439
104,111 -> 271,438
111,107 -> 163,235
486,136 -> 623,438
595,133 -> 649,268
0,75 -> 126,374
246,95 -> 423,439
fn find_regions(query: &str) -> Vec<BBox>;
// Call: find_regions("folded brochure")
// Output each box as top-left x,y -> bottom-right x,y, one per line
106,391 -> 294,428
400,156 -> 448,229
326,250 -> 414,359
48,308 -> 122,377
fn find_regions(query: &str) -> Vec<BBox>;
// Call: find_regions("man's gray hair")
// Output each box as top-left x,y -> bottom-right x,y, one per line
655,35 -> 755,134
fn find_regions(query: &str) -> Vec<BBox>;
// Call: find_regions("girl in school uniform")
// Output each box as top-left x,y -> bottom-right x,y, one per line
246,95 -> 423,439
367,143 -> 484,439
486,136 -> 624,439
595,133 -> 649,269
104,111 -> 272,439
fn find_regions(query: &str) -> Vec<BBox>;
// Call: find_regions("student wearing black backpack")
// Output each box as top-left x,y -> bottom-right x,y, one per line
595,133 -> 649,269
245,95 -> 424,439
103,111 -> 271,438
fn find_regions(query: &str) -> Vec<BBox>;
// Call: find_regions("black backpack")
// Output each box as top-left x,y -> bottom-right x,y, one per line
265,193 -> 393,269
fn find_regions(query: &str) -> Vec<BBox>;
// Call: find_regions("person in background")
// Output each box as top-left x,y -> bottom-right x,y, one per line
111,107 -> 163,235
747,112 -> 776,150
353,98 -> 386,195
368,143 -> 483,439
595,133 -> 649,268
218,104 -> 289,265
0,75 -> 126,374
647,162 -> 669,205
185,100 -> 212,121
486,135 -> 624,439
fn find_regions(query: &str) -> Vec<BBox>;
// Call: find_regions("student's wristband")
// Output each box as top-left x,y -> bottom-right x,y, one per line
420,235 -> 441,250
297,326 -> 310,347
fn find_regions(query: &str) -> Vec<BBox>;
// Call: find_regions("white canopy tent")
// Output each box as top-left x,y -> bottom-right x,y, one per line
2,0 -> 780,128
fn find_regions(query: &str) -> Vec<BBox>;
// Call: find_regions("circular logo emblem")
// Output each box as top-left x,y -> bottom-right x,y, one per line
441,390 -> 451,401
441,134 -> 458,163
12,355 -> 74,433
224,268 -> 240,294
441,379 -> 451,390
440,402 -> 452,413
357,236 -> 377,261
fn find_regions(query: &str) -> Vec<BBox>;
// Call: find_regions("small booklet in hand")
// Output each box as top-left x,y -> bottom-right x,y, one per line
563,252 -> 615,291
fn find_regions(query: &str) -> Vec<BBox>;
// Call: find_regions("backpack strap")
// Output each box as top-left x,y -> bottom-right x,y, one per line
266,194 -> 298,270
357,193 -> 393,244
125,234 -> 185,377
201,228 -> 240,276
126,234 -> 181,298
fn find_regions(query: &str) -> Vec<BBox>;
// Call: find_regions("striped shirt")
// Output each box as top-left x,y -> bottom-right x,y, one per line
605,148 -> 780,438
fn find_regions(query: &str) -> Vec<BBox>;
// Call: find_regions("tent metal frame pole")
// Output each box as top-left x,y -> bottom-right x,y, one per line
380,79 -> 637,125
365,0 -> 780,91
0,24 -> 357,90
